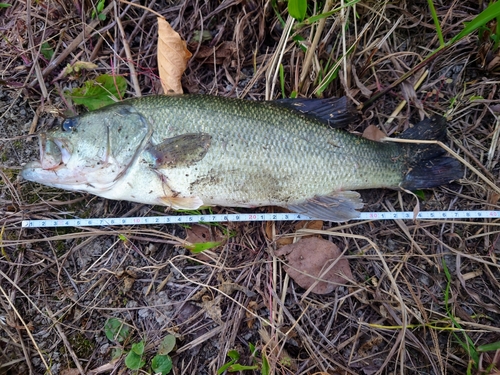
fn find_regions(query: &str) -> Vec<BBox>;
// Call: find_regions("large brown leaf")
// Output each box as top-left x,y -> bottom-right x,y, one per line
275,237 -> 352,294
157,17 -> 192,94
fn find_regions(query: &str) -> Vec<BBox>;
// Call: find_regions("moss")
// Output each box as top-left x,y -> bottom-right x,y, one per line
68,333 -> 95,359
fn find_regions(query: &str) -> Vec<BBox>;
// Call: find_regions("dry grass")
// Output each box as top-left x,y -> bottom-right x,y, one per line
1,0 -> 500,374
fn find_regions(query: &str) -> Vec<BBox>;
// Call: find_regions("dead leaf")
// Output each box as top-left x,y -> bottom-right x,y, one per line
275,237 -> 352,294
201,295 -> 223,325
362,125 -> 386,142
157,17 -> 192,94
246,300 -> 258,329
185,224 -> 212,243
189,41 -> 237,64
116,269 -> 137,293
275,220 -> 324,248
60,369 -> 81,375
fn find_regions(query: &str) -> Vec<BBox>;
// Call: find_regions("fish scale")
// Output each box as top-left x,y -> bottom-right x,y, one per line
133,95 -> 404,195
21,95 -> 462,221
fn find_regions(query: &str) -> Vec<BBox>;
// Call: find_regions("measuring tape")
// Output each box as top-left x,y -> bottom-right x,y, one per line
21,210 -> 500,228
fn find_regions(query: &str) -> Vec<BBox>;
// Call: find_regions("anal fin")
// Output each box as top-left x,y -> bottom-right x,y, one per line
287,191 -> 363,222
159,195 -> 204,210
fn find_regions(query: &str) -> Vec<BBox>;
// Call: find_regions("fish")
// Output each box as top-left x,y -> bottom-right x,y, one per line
21,95 -> 462,222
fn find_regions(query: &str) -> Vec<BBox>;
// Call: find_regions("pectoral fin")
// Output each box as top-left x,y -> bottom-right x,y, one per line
147,133 -> 212,169
287,191 -> 363,222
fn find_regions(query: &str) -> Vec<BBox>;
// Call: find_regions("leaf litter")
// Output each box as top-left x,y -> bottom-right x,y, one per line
1,1 -> 500,375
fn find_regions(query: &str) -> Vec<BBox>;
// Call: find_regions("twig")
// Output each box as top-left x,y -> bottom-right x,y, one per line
28,3 -> 114,88
114,1 -> 142,97
265,16 -> 294,100
0,283 -> 52,374
45,307 -> 86,375
299,0 -> 333,91
26,0 -> 48,98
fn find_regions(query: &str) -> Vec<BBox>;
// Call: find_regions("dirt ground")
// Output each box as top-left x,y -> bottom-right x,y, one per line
1,1 -> 500,374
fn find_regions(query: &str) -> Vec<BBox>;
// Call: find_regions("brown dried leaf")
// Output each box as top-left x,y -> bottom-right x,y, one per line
157,17 -> 192,94
60,369 -> 81,375
189,41 -> 237,64
362,125 -> 387,142
246,300 -> 258,329
201,295 -> 223,325
275,237 -> 352,294
185,224 -> 212,243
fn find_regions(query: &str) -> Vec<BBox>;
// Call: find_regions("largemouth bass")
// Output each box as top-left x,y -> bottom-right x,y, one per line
21,95 -> 462,221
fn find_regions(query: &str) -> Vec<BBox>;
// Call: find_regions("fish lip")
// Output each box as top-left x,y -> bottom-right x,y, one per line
39,134 -> 71,170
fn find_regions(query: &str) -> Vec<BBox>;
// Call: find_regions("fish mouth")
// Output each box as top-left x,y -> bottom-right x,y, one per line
39,134 -> 71,170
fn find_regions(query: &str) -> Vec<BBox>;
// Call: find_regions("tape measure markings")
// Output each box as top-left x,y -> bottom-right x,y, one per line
21,210 -> 500,228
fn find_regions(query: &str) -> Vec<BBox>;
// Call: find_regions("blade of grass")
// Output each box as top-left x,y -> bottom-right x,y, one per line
427,0 -> 445,46
442,259 -> 479,368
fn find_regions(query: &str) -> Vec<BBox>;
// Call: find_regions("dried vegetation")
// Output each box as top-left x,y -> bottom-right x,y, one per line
1,0 -> 500,374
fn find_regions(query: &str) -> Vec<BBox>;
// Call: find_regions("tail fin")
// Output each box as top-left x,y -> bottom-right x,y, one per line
399,116 -> 463,190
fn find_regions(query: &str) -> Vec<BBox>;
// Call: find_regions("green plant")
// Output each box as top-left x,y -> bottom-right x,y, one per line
103,318 -> 175,374
442,259 -> 479,372
288,0 -> 307,22
217,343 -> 269,374
442,259 -> 500,375
91,0 -> 106,21
65,74 -> 127,110
41,41 -> 54,60
363,1 -> 500,109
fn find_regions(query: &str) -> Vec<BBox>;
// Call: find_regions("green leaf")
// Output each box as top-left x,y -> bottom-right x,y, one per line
130,340 -> 145,355
413,190 -> 426,200
227,349 -> 240,361
124,350 -> 146,370
111,347 -> 123,361
151,354 -> 173,375
104,318 -> 130,343
217,361 -> 235,375
66,74 -> 127,111
0,3 -> 12,7
450,1 -> 500,44
40,42 -> 54,60
427,0 -> 444,47
228,364 -> 259,371
288,0 -> 307,21
478,340 -> 500,352
97,0 -> 105,12
158,335 -> 176,355
185,241 -> 222,254
248,342 -> 256,356
261,353 -> 270,375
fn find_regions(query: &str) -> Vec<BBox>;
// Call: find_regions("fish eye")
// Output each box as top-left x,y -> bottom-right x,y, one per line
62,118 -> 77,132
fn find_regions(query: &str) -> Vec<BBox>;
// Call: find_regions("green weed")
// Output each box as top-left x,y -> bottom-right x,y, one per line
104,317 -> 175,374
91,0 -> 106,21
217,343 -> 269,374
65,74 -> 127,111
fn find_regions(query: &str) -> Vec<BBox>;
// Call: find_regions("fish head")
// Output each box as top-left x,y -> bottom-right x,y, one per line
21,104 -> 151,194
